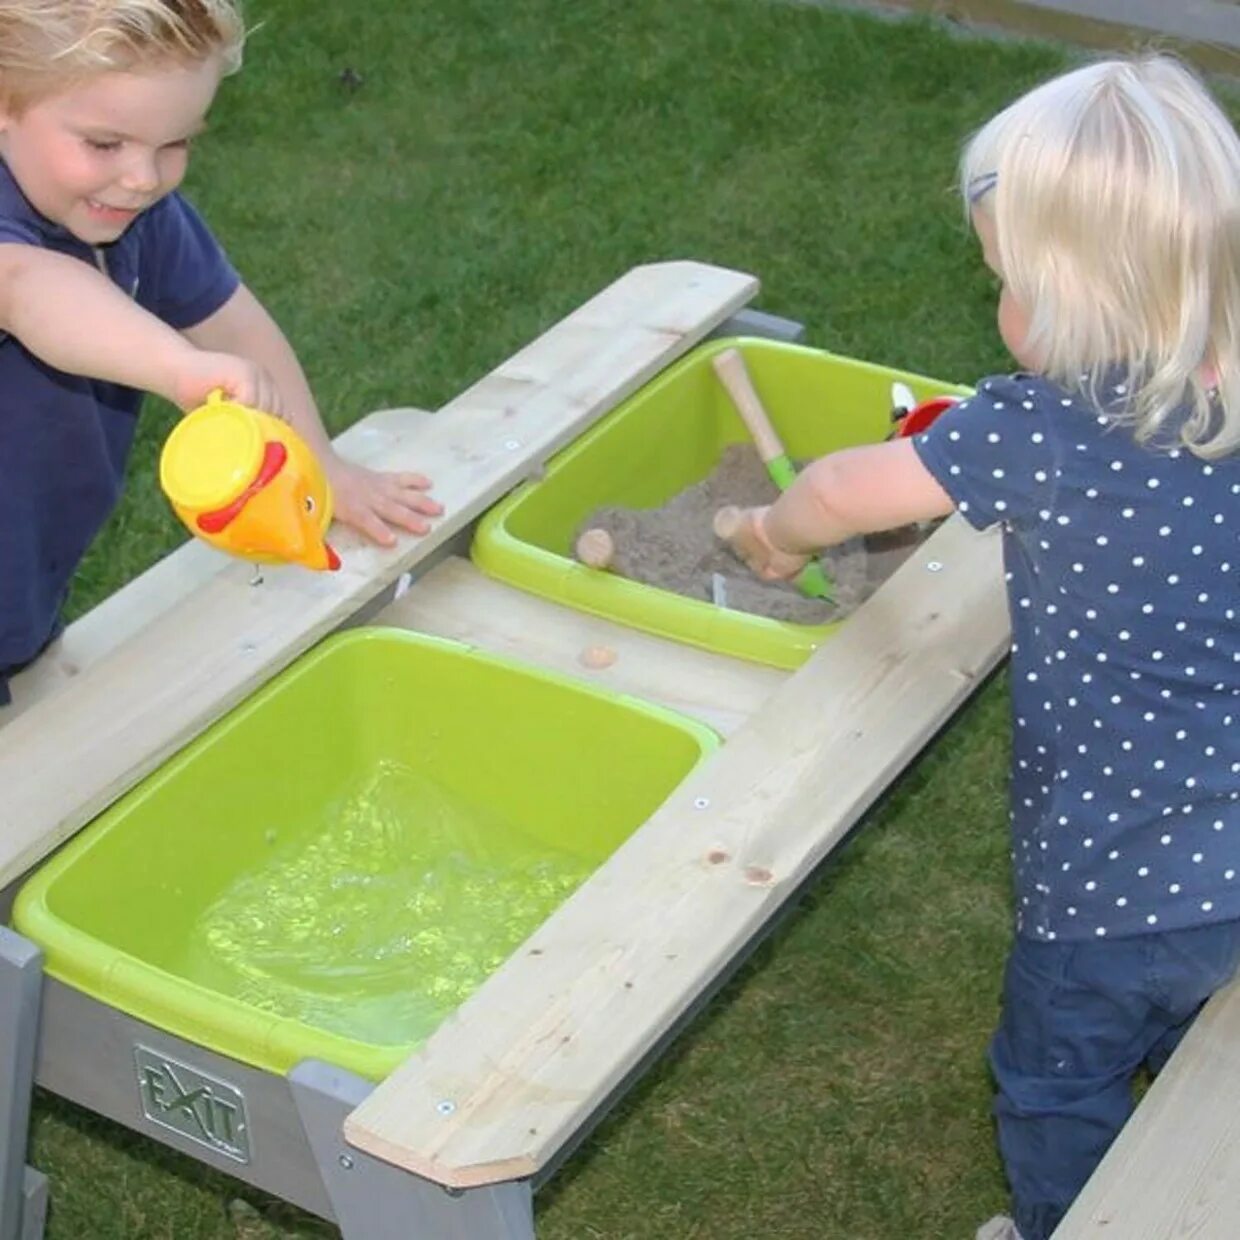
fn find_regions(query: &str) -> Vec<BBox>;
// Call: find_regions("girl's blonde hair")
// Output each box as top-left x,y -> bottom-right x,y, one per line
961,54 -> 1240,458
0,0 -> 245,112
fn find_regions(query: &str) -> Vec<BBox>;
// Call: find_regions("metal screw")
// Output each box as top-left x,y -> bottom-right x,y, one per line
693,796 -> 710,810
436,1099 -> 457,1116
926,561 -> 944,573
338,1154 -> 354,1170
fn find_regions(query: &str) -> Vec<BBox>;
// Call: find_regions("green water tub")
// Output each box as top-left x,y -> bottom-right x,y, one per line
12,628 -> 718,1082
472,337 -> 970,669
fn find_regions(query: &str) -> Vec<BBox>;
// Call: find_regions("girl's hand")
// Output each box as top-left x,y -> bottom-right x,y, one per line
168,350 -> 284,417
325,456 -> 443,546
714,504 -> 811,581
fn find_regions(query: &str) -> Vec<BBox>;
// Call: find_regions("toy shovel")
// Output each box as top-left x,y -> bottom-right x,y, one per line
711,348 -> 833,600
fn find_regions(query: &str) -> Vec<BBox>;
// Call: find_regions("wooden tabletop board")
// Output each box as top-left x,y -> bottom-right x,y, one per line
344,514 -> 1009,1187
0,260 -> 757,889
0,261 -> 1020,1203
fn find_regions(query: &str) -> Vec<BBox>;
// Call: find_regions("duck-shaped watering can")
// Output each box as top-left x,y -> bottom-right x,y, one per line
159,391 -> 340,571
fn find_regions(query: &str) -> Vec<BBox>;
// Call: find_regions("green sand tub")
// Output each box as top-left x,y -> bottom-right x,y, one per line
13,628 -> 718,1082
472,337 -> 971,669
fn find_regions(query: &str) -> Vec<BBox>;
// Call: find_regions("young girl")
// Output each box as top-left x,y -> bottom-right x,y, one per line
0,0 -> 441,703
717,55 -> 1240,1240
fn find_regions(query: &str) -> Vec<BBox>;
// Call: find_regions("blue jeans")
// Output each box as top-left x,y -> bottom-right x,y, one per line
989,921 -> 1240,1240
0,624 -> 61,707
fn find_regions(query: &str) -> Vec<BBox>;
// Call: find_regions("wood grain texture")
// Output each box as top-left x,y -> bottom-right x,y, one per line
2,407 -> 435,723
343,515 -> 1009,1188
373,556 -> 787,736
1053,975 -> 1240,1239
0,261 -> 758,889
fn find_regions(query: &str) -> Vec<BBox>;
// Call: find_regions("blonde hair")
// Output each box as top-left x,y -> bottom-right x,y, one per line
0,1 -> 245,112
961,54 -> 1240,458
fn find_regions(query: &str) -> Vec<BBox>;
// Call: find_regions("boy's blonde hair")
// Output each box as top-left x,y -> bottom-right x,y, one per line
961,55 -> 1240,458
0,0 -> 245,113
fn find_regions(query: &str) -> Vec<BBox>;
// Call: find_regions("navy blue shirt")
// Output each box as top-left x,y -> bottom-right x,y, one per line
0,160 -> 239,677
914,373 -> 1240,942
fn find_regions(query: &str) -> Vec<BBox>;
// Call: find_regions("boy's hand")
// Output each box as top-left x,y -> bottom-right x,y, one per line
714,504 -> 811,581
167,350 -> 284,417
325,456 -> 443,546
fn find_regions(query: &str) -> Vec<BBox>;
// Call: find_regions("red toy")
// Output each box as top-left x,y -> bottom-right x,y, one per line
891,393 -> 960,437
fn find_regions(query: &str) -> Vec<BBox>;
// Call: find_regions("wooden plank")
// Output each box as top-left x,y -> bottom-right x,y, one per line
1020,0 -> 1240,46
1053,976 -> 1240,1239
862,0 -> 1240,78
343,514 -> 1010,1188
5,540 -> 229,721
371,557 -> 787,736
2,407 -> 434,723
0,261 -> 758,889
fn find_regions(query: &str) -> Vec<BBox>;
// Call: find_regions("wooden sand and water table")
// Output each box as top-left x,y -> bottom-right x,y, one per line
0,260 -> 1220,1238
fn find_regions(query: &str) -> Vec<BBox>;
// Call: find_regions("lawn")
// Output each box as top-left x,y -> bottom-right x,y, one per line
29,0 -> 1090,1236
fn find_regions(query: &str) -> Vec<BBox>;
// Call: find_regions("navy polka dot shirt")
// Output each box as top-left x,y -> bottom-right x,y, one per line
913,373 -> 1240,942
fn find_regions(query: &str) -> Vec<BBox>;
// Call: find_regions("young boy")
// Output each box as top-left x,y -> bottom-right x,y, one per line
0,0 -> 441,704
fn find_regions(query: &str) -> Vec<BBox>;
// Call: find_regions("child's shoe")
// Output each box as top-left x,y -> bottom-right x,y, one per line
975,1217 -> 1023,1240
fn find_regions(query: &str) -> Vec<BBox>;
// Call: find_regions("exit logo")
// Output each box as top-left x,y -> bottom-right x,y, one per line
134,1045 -> 252,1163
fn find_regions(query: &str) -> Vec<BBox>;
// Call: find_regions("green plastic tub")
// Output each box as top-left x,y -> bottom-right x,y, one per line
472,337 -> 971,669
13,629 -> 718,1081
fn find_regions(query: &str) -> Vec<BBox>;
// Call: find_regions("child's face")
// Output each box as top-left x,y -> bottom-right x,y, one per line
973,208 -> 1041,371
0,55 -> 223,245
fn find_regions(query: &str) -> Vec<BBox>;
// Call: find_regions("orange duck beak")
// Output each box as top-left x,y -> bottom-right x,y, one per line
196,441 -> 340,571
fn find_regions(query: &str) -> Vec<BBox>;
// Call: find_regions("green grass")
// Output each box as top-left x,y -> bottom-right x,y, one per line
27,0 -> 1090,1235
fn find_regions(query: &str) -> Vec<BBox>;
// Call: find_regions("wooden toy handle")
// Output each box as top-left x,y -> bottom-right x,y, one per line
711,348 -> 787,465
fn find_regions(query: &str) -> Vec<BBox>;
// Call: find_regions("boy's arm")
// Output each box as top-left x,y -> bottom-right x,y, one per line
181,283 -> 334,458
719,439 -> 955,580
0,244 -> 280,411
183,285 -> 442,544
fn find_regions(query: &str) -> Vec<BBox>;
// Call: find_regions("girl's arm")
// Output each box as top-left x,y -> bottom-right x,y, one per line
720,438 -> 956,579
767,438 -> 955,549
0,244 -> 280,411
183,285 -> 442,545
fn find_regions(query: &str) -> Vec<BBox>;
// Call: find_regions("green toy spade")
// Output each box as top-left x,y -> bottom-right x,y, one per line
711,347 -> 833,600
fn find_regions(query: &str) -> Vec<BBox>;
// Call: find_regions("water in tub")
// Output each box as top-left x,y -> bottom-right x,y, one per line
181,759 -> 590,1047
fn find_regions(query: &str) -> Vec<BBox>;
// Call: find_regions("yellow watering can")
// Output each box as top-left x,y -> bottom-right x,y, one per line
159,391 -> 340,571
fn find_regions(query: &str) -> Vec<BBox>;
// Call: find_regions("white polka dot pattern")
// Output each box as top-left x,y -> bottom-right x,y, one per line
913,373 -> 1240,941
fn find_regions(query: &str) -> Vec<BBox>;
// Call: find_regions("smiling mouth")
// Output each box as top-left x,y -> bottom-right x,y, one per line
86,200 -> 142,217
